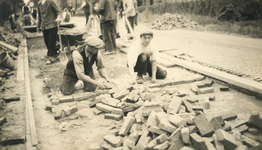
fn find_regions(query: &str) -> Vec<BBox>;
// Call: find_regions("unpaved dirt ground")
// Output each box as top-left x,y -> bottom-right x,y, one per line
2,16 -> 262,150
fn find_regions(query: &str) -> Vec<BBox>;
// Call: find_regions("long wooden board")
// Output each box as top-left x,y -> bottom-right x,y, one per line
23,37 -> 38,146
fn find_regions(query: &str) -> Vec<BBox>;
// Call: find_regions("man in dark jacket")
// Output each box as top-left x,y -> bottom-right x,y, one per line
95,0 -> 117,53
37,0 -> 62,65
60,36 -> 114,95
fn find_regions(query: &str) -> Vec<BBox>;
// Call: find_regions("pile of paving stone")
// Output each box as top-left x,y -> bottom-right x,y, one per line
49,75 -> 262,150
151,13 -> 198,30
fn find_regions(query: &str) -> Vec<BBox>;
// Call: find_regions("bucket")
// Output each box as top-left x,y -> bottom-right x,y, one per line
0,52 -> 15,70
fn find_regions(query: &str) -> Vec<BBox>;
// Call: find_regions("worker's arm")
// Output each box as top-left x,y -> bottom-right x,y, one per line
49,0 -> 63,21
151,60 -> 157,83
72,51 -> 107,89
37,3 -> 41,31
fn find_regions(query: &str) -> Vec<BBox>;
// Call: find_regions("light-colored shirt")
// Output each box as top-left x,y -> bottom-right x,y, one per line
72,48 -> 104,80
127,41 -> 159,67
123,0 -> 136,17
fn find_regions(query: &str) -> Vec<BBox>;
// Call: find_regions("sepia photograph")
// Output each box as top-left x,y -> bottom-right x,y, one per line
0,0 -> 262,149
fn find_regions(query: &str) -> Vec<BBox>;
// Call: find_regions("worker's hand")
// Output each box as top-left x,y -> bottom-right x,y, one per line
151,78 -> 156,83
97,81 -> 112,90
55,16 -> 63,22
122,11 -> 127,16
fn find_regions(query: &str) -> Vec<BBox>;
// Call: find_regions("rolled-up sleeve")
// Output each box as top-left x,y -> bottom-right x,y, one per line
96,51 -> 105,70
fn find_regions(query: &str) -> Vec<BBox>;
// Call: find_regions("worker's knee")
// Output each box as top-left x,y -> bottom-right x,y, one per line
138,53 -> 147,62
60,84 -> 75,95
156,70 -> 167,79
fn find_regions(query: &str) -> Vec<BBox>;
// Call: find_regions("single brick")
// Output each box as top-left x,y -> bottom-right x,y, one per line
186,97 -> 199,103
113,90 -> 130,100
102,98 -> 120,108
188,125 -> 198,134
241,135 -> 260,147
214,116 -> 225,126
0,117 -> 7,126
168,127 -> 182,143
142,105 -> 163,117
210,117 -> 222,131
147,111 -> 158,127
148,126 -> 165,135
203,80 -> 213,87
213,134 -> 225,150
103,134 -> 122,148
93,108 -> 104,116
215,129 -> 238,149
182,99 -> 194,113
167,97 -> 182,115
222,112 -> 237,121
54,109 -> 63,120
104,114 -> 123,121
249,112 -> 262,129
45,105 -> 54,111
168,114 -> 186,127
129,124 -> 142,133
134,107 -> 143,124
96,103 -> 114,113
118,115 -> 135,136
234,124 -> 248,133
59,96 -> 74,103
90,142 -> 101,150
178,105 -> 186,113
248,127 -> 258,135
156,133 -> 168,144
1,135 -> 26,146
181,127 -> 190,144
193,75 -> 205,81
133,130 -> 150,150
219,86 -> 229,91
199,87 -> 214,94
122,103 -> 138,113
51,100 -> 59,105
168,139 -> 184,150
111,107 -> 124,116
158,120 -> 177,133
153,141 -> 169,150
202,97 -> 210,109
176,90 -> 188,97
89,96 -> 104,108
147,138 -> 157,149
191,104 -> 204,112
205,140 -> 216,150
190,133 -> 208,150
123,138 -> 135,149
195,82 -> 206,88
73,92 -> 93,101
128,130 -> 139,143
64,106 -> 78,116
3,96 -> 20,103
208,95 -> 216,101
193,114 -> 214,137
234,145 -> 248,150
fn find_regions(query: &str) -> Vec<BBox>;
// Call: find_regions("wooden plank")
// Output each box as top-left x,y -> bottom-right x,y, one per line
0,41 -> 18,53
23,37 -> 38,146
160,53 -> 262,94
16,46 -> 25,81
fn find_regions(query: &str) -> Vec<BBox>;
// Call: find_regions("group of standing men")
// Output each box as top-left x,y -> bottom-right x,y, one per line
37,0 -> 167,95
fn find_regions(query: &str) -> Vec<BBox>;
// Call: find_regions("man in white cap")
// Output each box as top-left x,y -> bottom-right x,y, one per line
127,31 -> 167,84
60,36 -> 114,95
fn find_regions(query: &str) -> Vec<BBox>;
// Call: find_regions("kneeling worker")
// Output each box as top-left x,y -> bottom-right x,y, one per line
60,36 -> 113,95
127,31 -> 167,84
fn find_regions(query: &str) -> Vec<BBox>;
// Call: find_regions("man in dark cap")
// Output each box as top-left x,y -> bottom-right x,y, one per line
127,30 -> 167,84
60,36 -> 114,95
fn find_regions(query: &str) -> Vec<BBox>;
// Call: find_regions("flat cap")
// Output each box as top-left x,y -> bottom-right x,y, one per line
140,30 -> 153,38
85,36 -> 104,48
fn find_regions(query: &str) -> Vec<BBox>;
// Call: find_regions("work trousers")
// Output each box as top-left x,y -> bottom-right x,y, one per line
134,53 -> 167,79
126,16 -> 135,34
101,20 -> 117,52
60,69 -> 97,95
43,27 -> 58,57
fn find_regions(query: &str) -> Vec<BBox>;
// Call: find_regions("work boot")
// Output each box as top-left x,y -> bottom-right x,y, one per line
136,74 -> 143,84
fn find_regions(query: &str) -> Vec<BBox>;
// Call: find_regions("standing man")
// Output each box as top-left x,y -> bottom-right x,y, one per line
37,0 -> 62,65
60,36 -> 114,95
95,0 -> 117,53
127,31 -> 167,84
79,1 -> 90,25
122,0 -> 136,38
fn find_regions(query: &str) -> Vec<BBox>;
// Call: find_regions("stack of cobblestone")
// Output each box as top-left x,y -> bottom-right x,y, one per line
151,13 -> 198,30
50,75 -> 262,150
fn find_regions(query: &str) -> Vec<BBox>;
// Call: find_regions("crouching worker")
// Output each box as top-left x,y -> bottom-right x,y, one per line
60,36 -> 114,95
127,31 -> 167,84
